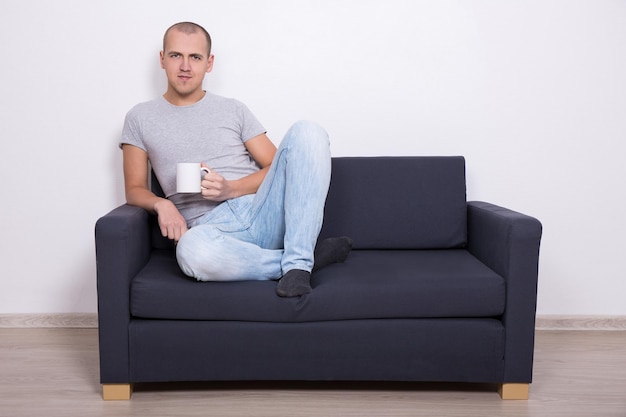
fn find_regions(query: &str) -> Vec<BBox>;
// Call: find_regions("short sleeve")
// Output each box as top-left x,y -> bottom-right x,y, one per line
119,107 -> 147,151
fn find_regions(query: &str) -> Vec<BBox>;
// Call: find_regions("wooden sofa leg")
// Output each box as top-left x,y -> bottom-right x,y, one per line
498,383 -> 529,400
102,383 -> 133,400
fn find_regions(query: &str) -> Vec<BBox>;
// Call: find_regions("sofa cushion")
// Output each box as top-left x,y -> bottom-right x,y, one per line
131,249 -> 504,322
318,157 -> 467,249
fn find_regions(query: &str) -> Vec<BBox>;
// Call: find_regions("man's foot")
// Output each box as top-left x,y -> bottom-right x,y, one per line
276,269 -> 311,297
276,237 -> 353,297
312,236 -> 353,272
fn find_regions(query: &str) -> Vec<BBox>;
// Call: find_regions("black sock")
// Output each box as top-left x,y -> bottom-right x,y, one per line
276,269 -> 311,297
276,237 -> 353,297
312,236 -> 353,272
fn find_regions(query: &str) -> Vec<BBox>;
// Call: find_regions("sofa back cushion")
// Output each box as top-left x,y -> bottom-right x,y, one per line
318,156 -> 467,249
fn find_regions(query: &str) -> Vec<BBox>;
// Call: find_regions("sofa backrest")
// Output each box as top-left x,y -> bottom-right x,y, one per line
318,156 -> 467,249
151,156 -> 468,250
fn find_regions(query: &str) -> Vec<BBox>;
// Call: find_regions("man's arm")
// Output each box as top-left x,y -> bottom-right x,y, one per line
201,133 -> 277,201
122,144 -> 188,242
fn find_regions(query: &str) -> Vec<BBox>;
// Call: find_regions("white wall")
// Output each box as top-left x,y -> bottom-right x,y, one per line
1,0 -> 625,315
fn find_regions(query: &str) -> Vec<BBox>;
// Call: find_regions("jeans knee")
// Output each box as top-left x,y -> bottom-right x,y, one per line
283,120 -> 331,163
288,120 -> 329,145
176,226 -> 222,281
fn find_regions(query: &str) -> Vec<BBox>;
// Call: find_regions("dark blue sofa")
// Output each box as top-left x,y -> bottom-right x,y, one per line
96,156 -> 542,400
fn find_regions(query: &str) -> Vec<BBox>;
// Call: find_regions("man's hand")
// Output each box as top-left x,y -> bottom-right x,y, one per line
154,199 -> 188,242
200,168 -> 235,202
198,132 -> 276,202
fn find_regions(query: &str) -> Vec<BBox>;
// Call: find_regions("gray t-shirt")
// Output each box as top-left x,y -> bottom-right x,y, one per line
120,92 -> 266,223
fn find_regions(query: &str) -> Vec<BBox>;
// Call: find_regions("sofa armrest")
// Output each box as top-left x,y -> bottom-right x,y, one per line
95,204 -> 152,383
466,201 -> 542,383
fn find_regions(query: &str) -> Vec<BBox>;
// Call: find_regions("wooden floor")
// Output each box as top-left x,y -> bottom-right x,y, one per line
0,329 -> 624,417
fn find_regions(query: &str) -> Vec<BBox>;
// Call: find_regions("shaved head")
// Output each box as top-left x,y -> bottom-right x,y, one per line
163,22 -> 212,56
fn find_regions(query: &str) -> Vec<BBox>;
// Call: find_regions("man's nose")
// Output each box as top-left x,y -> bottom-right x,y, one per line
180,57 -> 191,71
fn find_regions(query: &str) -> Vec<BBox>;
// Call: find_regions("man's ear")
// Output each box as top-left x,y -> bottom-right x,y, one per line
206,54 -> 215,74
160,51 -> 165,69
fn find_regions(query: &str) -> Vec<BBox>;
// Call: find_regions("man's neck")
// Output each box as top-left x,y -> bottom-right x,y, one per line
163,90 -> 206,106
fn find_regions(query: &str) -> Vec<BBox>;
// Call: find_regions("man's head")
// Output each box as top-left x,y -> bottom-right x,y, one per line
160,22 -> 214,105
163,22 -> 212,56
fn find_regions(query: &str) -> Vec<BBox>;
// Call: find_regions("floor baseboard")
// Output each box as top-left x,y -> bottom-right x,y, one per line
1,314 -> 625,330
0,313 -> 98,328
535,315 -> 626,331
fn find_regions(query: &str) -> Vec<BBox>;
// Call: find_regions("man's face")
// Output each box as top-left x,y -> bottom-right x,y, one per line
160,30 -> 214,104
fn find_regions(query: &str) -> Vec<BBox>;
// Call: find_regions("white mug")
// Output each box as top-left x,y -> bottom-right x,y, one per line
176,163 -> 210,193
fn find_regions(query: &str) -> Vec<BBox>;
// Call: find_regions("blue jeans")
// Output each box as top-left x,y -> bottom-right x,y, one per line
176,121 -> 332,281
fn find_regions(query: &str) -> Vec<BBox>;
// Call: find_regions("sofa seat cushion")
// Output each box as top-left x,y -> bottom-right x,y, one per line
131,249 -> 505,322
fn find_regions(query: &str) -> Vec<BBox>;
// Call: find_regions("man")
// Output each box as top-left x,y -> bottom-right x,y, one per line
120,22 -> 351,297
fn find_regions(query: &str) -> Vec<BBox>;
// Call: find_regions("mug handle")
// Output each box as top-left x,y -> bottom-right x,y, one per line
200,167 -> 211,191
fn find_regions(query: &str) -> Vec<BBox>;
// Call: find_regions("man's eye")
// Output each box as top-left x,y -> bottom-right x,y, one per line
192,55 -> 201,60
170,53 -> 180,58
